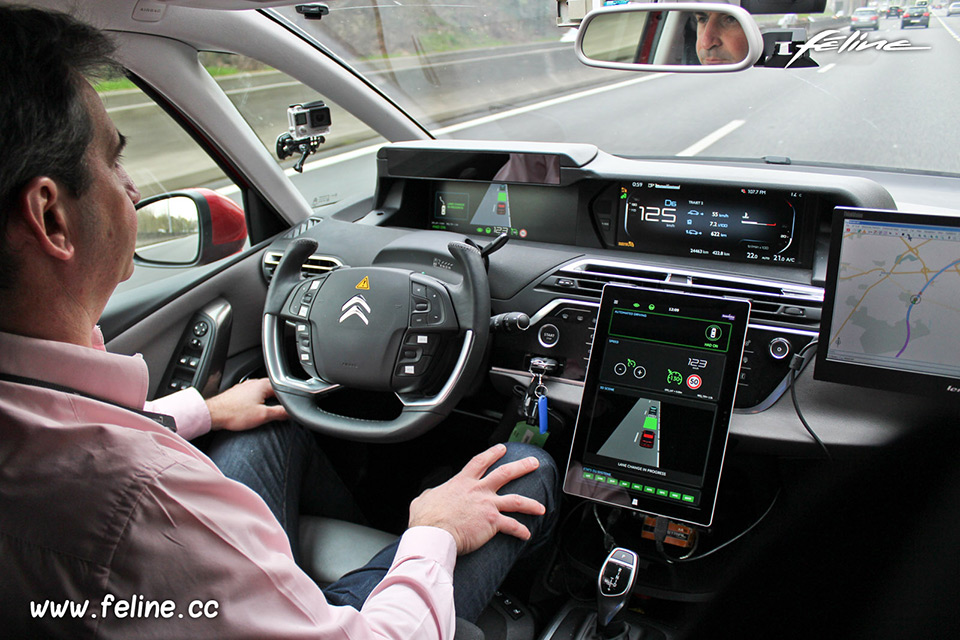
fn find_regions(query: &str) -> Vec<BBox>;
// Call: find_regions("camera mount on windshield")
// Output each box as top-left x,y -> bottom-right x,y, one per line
276,101 -> 331,173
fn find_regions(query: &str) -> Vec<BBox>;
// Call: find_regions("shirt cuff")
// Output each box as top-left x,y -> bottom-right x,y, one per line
145,387 -> 212,441
394,526 -> 457,576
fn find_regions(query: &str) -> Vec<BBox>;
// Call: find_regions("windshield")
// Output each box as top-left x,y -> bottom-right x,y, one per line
274,1 -> 957,175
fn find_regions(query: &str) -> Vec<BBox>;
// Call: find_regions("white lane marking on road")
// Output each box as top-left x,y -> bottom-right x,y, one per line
817,62 -> 837,74
936,15 -> 960,42
675,119 -> 745,157
435,74 -> 666,135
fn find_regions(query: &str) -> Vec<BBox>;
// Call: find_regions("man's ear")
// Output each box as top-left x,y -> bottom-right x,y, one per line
17,176 -> 76,262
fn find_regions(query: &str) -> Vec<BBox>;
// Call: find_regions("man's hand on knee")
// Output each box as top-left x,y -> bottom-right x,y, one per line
407,443 -> 547,555
206,378 -> 288,432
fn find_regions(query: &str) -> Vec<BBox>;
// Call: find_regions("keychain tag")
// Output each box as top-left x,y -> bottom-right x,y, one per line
509,421 -> 550,447
538,394 -> 548,434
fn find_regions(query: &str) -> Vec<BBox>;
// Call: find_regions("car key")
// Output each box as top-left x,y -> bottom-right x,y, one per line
524,357 -> 556,433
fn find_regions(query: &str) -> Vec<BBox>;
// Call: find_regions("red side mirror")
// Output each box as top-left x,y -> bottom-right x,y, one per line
135,189 -> 248,267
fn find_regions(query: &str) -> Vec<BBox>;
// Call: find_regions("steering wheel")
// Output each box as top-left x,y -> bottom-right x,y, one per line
262,237 -> 490,442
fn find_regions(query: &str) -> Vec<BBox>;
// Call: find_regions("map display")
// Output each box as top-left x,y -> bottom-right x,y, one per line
826,219 -> 960,377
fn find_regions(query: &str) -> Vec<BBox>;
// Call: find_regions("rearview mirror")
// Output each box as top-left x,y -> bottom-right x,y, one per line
576,3 -> 764,72
135,189 -> 247,267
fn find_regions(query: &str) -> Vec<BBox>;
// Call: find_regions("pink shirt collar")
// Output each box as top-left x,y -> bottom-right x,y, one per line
0,328 -> 150,410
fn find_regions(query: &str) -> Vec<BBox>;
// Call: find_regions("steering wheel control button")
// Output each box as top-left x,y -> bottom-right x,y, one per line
396,356 -> 431,377
769,337 -> 791,360
538,324 -> 560,348
400,346 -> 423,363
405,333 -> 438,355
409,279 -> 456,330
288,280 -> 318,318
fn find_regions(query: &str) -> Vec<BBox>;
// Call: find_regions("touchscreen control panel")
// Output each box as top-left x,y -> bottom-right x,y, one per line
564,285 -> 750,527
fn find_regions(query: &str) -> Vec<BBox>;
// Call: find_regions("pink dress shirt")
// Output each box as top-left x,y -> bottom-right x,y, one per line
0,329 -> 457,638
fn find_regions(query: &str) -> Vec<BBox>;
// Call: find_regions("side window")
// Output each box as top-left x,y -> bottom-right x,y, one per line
101,78 -> 243,296
200,53 -> 384,212
106,54 -> 384,297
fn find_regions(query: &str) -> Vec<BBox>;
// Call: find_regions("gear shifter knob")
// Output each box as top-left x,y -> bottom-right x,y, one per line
596,547 -> 638,637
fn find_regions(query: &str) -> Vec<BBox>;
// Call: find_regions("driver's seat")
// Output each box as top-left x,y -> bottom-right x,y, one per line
299,516 -> 532,640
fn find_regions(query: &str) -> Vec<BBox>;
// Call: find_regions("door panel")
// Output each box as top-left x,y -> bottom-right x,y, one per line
104,246 -> 269,399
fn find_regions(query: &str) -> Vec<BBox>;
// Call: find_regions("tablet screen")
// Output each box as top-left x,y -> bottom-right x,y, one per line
815,207 -> 960,402
563,284 -> 750,526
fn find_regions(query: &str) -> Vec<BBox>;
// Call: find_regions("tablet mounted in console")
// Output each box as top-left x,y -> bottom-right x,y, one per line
564,284 -> 750,527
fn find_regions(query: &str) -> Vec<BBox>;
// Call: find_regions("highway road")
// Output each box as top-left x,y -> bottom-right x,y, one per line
111,14 -> 960,296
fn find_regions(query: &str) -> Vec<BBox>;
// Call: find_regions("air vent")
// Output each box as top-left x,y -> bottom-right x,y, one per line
262,251 -> 343,281
540,259 -> 823,328
281,217 -> 323,239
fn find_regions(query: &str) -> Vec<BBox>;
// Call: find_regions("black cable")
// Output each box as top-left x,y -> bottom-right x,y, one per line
550,499 -> 600,602
787,340 -> 831,461
656,488 -> 780,564
592,504 -> 621,552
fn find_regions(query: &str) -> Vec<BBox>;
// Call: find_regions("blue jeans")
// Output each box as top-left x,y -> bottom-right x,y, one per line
205,422 -> 366,564
206,423 -> 560,622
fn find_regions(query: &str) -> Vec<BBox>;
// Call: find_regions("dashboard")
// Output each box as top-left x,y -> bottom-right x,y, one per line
262,140 -> 957,455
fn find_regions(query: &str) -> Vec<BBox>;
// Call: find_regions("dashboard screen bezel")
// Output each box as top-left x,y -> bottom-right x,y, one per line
564,284 -> 750,527
815,207 -> 960,403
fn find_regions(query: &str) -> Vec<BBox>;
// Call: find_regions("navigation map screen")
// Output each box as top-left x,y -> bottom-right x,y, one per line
817,208 -> 960,401
564,285 -> 750,527
613,181 -> 813,266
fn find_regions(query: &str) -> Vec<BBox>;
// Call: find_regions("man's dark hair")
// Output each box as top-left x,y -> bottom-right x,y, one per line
0,5 -> 121,290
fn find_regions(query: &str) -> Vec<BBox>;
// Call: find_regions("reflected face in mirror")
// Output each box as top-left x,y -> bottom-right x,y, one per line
694,11 -> 749,65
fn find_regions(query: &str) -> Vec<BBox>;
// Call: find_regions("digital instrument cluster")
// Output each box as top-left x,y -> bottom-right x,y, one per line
415,177 -> 817,268
610,181 -> 814,267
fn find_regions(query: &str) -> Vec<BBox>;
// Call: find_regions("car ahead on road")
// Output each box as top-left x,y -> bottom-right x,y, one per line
949,2 -> 960,15
902,5 -> 931,26
851,6 -> 881,28
7,0 -> 960,638
886,4 -> 903,16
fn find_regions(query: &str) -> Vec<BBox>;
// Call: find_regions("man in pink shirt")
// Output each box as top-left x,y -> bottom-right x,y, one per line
0,5 -> 557,637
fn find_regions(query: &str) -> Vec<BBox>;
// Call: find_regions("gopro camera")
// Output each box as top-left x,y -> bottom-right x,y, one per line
287,101 -> 331,141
